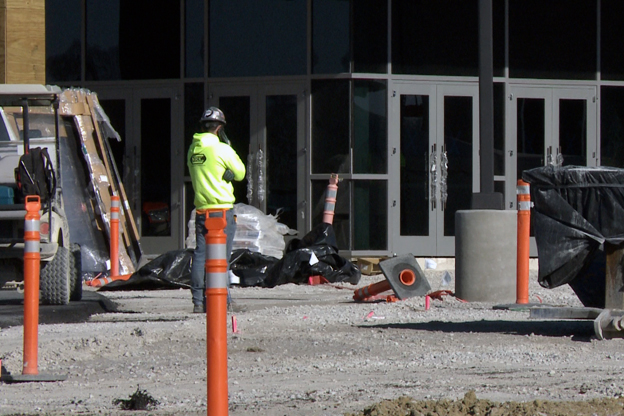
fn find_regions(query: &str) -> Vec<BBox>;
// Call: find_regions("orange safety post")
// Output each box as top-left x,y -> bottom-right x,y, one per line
22,195 -> 41,376
353,269 -> 416,302
516,180 -> 531,304
322,174 -> 339,225
204,209 -> 229,416
110,195 -> 120,277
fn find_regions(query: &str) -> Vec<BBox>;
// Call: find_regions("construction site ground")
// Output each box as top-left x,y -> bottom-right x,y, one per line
2,263 -> 624,415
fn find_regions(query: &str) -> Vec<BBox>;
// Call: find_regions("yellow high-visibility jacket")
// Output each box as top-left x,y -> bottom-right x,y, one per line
187,132 -> 246,210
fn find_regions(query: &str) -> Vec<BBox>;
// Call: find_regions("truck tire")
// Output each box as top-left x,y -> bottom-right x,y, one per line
69,243 -> 82,301
40,246 -> 70,305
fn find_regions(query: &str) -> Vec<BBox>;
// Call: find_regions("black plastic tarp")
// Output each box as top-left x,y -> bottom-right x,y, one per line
260,222 -> 361,287
98,249 -> 192,291
522,165 -> 624,307
97,222 -> 361,291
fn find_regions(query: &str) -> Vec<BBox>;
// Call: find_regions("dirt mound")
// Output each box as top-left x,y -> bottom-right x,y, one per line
347,391 -> 624,416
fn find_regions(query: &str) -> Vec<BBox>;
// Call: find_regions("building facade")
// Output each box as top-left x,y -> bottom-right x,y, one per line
44,0 -> 624,257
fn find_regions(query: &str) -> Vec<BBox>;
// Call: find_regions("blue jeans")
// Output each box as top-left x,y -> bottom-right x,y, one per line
191,209 -> 236,306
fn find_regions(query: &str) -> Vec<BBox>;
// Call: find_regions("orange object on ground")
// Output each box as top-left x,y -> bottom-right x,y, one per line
204,209 -> 229,416
516,180 -> 531,304
353,268 -> 416,302
22,196 -> 41,376
85,273 -> 132,287
308,275 -> 329,285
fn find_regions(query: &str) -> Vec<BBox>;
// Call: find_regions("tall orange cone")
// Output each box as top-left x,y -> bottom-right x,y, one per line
204,209 -> 229,416
1,196 -> 66,382
516,180 -> 531,304
322,174 -> 339,225
22,196 -> 41,376
110,194 -> 121,277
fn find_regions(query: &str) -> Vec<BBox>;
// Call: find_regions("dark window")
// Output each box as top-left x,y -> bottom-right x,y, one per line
311,80 -> 350,174
312,0 -> 350,74
86,0 -> 180,81
492,0 -> 505,77
354,180 -> 387,250
354,0 -> 387,73
46,0 -> 81,82
601,87 -> 624,168
210,0 -> 306,77
217,96 -> 251,205
392,0 -> 479,76
400,94 -> 429,237
601,1 -> 624,81
494,82 -> 505,175
353,80 -> 387,174
509,0 -> 596,80
185,0 -> 204,78
312,179 -> 350,250
184,83 -> 204,177
141,98 -> 172,236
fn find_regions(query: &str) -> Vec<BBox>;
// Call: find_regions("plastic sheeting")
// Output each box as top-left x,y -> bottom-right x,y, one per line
98,223 -> 361,291
98,249 -> 192,291
261,222 -> 361,287
522,165 -> 624,307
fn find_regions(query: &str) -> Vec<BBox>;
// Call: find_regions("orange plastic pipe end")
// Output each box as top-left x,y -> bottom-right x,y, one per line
516,180 -> 530,304
353,280 -> 391,301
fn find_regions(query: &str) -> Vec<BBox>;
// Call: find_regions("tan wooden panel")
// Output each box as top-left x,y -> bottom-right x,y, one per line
3,0 -> 45,84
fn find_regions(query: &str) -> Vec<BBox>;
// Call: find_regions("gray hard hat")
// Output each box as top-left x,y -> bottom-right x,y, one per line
200,107 -> 226,125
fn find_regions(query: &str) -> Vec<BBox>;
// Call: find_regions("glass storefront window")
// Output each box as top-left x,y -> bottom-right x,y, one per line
312,179 -> 350,250
210,0 -> 306,77
354,180 -> 387,250
493,83 -> 505,176
353,80 -> 387,174
312,80 -> 350,174
353,0 -> 387,74
312,179 -> 387,251
185,0 -> 204,78
509,0 -> 596,80
86,0 -> 180,81
601,1 -> 624,81
312,0 -> 350,74
46,0 -> 81,82
400,94 -> 429,237
392,0 -> 479,76
600,87 -> 624,168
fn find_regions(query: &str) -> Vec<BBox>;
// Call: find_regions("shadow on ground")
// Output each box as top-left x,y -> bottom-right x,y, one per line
0,290 -> 117,329
363,319 -> 595,340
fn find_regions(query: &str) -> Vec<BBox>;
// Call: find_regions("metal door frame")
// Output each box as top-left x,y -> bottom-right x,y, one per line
95,85 -> 183,255
436,84 -> 480,255
390,82 -> 479,256
506,85 -> 598,210
208,82 -> 307,234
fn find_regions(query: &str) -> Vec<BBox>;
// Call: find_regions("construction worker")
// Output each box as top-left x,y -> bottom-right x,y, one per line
187,107 -> 246,313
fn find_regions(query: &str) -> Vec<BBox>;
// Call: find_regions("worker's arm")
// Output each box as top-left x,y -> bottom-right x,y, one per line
221,144 -> 246,182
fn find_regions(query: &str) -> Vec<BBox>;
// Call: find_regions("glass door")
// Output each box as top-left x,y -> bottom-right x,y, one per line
390,83 -> 478,256
506,86 -> 597,210
209,83 -> 306,235
97,86 -> 183,255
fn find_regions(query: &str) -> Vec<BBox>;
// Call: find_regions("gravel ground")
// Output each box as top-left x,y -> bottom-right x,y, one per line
1,262 -> 624,415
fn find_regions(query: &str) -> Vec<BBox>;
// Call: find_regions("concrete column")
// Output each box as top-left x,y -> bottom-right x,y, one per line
455,210 -> 517,302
